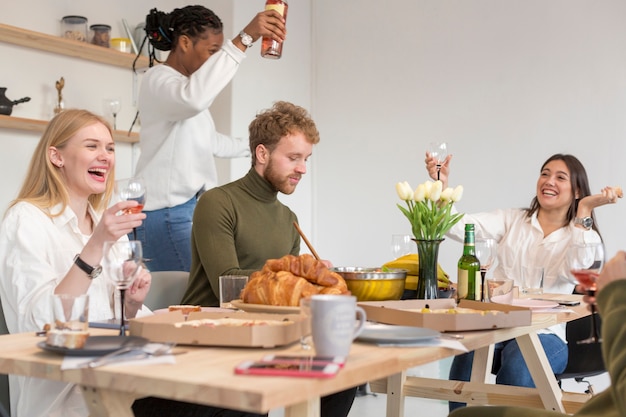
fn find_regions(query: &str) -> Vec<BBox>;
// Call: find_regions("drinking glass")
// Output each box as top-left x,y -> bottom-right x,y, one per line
103,98 -> 121,130
427,141 -> 448,181
102,240 -> 143,336
391,234 -> 413,259
116,177 -> 146,239
566,242 -> 604,344
475,238 -> 497,302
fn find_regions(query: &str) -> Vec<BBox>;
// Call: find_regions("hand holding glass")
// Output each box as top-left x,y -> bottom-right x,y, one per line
566,242 -> 604,344
427,141 -> 448,181
116,177 -> 146,239
102,240 -> 143,336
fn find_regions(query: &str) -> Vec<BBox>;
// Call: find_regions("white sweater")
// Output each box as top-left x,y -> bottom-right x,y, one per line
135,40 -> 250,211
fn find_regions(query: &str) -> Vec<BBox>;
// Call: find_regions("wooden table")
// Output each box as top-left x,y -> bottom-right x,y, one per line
0,296 -> 590,417
370,294 -> 593,416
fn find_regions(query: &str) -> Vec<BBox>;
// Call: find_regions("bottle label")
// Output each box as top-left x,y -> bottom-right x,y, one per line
265,3 -> 286,15
457,269 -> 470,299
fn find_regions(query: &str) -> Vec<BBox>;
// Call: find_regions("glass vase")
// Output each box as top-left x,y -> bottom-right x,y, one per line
413,239 -> 444,299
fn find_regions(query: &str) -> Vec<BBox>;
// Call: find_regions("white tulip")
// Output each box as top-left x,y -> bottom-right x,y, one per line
440,187 -> 454,202
451,185 -> 464,202
423,180 -> 434,199
395,181 -> 413,201
429,180 -> 443,202
414,184 -> 426,202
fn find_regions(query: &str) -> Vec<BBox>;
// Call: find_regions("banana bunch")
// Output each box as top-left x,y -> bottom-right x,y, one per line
383,253 -> 451,291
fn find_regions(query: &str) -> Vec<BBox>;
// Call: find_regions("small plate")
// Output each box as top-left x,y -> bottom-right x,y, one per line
357,324 -> 440,344
152,307 -> 233,315
38,335 -> 148,357
230,299 -> 300,314
511,299 -> 559,310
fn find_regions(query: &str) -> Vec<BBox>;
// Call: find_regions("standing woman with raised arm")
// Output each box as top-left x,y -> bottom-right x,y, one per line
134,5 -> 286,272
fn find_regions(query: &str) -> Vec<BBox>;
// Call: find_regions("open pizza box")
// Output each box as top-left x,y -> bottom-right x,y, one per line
129,311 -> 307,348
358,298 -> 532,332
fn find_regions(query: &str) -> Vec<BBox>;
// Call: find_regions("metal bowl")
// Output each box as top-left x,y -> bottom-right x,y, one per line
331,267 -> 407,301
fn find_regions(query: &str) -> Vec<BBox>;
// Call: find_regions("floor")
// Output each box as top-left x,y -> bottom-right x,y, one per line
270,357 -> 610,417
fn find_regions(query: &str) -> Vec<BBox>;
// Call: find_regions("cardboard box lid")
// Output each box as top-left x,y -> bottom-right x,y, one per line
358,299 -> 532,332
129,311 -> 306,348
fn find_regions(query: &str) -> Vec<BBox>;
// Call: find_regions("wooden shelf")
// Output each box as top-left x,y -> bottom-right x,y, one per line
0,115 -> 138,144
0,23 -> 150,70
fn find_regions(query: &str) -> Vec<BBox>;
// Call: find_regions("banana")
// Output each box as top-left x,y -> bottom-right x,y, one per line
383,253 -> 451,289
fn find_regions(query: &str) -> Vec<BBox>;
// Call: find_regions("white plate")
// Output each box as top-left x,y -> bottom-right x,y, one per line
153,307 -> 233,315
357,324 -> 440,344
511,299 -> 559,310
230,299 -> 300,314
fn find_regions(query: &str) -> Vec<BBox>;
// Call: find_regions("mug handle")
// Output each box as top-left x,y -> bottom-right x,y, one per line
352,306 -> 367,339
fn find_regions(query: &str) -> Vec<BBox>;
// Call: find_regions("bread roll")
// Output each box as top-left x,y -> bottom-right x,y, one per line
168,305 -> 202,314
46,329 -> 89,349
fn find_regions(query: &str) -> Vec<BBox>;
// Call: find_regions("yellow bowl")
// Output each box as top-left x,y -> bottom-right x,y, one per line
332,267 -> 407,301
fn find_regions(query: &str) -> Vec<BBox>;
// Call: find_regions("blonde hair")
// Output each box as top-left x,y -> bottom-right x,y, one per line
10,109 -> 115,217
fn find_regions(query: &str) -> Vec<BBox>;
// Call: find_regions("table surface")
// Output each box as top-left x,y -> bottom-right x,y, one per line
0,295 -> 589,417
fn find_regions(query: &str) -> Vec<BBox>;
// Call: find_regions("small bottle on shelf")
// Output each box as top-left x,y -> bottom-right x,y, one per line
457,224 -> 481,301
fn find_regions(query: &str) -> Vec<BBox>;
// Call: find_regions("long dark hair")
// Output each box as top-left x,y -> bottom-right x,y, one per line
526,153 -> 600,236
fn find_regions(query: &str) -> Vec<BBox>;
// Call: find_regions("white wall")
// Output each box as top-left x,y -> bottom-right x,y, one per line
312,0 -> 626,274
1,1 -> 625,278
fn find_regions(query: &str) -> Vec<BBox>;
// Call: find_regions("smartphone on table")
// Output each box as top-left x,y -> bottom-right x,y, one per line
234,360 -> 341,378
260,354 -> 346,367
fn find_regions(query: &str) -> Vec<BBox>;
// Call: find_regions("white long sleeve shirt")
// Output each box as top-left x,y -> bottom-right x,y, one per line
0,202 -> 150,417
447,208 -> 601,341
135,40 -> 250,211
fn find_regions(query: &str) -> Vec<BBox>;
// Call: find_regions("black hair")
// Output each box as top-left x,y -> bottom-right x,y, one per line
144,6 -> 223,53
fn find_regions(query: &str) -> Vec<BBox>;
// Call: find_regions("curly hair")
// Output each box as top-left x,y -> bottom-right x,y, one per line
248,102 -> 320,166
145,5 -> 223,52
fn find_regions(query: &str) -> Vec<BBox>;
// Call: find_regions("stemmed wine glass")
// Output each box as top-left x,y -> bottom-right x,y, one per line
475,238 -> 497,302
566,242 -> 605,344
102,240 -> 143,336
103,98 -> 121,130
391,234 -> 413,259
116,177 -> 146,239
428,141 -> 448,181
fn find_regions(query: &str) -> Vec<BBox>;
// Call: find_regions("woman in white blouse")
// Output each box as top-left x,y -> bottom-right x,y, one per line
0,109 -> 151,417
424,152 -> 620,412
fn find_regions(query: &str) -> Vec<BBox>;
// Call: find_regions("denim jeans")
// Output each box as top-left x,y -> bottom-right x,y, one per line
133,195 -> 197,272
449,333 -> 568,411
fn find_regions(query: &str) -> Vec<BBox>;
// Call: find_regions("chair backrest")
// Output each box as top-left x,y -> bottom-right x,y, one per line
143,271 -> 189,311
0,299 -> 11,416
556,315 -> 606,381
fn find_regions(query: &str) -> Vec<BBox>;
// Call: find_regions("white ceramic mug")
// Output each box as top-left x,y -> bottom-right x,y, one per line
309,295 -> 366,358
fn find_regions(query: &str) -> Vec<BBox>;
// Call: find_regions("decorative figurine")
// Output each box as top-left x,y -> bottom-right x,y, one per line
54,77 -> 65,115
0,87 -> 31,116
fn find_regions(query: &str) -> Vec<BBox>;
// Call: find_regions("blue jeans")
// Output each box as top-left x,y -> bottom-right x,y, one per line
449,333 -> 568,411
133,195 -> 198,272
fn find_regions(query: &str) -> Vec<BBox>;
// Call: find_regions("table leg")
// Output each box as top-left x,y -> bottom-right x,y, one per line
81,386 -> 136,417
470,345 -> 494,384
385,371 -> 406,417
284,398 -> 320,417
516,332 -> 565,412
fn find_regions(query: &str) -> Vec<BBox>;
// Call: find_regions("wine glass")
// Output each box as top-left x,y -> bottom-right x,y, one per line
391,234 -> 413,259
116,177 -> 146,239
102,240 -> 143,336
475,238 -> 497,302
103,98 -> 121,130
566,242 -> 604,344
427,141 -> 448,181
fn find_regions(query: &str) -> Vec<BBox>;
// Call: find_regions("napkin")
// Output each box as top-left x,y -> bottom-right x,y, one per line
61,343 -> 177,370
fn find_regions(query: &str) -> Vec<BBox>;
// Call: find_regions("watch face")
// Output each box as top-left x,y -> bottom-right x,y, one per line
582,217 -> 593,228
241,32 -> 253,47
91,265 -> 103,279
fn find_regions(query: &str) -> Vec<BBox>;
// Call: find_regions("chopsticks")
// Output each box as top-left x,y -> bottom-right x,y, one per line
293,222 -> 321,260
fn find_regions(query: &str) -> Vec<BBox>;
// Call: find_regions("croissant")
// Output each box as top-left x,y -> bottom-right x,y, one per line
240,254 -> 350,306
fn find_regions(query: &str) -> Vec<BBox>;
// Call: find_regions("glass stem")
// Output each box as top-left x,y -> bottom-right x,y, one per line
436,164 -> 441,181
480,269 -> 487,302
119,288 -> 126,336
588,290 -> 600,342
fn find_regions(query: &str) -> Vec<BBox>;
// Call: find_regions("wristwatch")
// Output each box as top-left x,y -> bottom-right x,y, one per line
574,216 -> 593,230
238,30 -> 254,48
73,254 -> 102,279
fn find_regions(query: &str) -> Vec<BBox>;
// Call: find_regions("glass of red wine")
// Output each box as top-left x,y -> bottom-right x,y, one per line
116,177 -> 146,239
566,242 -> 604,344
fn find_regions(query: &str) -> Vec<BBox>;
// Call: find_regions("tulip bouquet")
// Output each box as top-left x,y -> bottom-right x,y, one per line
395,180 -> 465,241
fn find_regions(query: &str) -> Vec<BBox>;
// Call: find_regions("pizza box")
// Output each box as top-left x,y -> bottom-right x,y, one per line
358,299 -> 532,332
129,311 -> 307,348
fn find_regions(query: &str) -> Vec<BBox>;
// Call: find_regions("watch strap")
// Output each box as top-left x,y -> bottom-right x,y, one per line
74,254 -> 102,279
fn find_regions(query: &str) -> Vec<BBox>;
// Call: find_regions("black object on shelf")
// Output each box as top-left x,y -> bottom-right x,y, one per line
0,87 -> 31,116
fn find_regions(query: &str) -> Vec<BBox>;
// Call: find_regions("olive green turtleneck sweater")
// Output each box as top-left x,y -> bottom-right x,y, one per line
182,168 -> 300,307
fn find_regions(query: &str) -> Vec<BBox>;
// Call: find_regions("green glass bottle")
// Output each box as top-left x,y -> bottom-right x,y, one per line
457,224 -> 481,301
